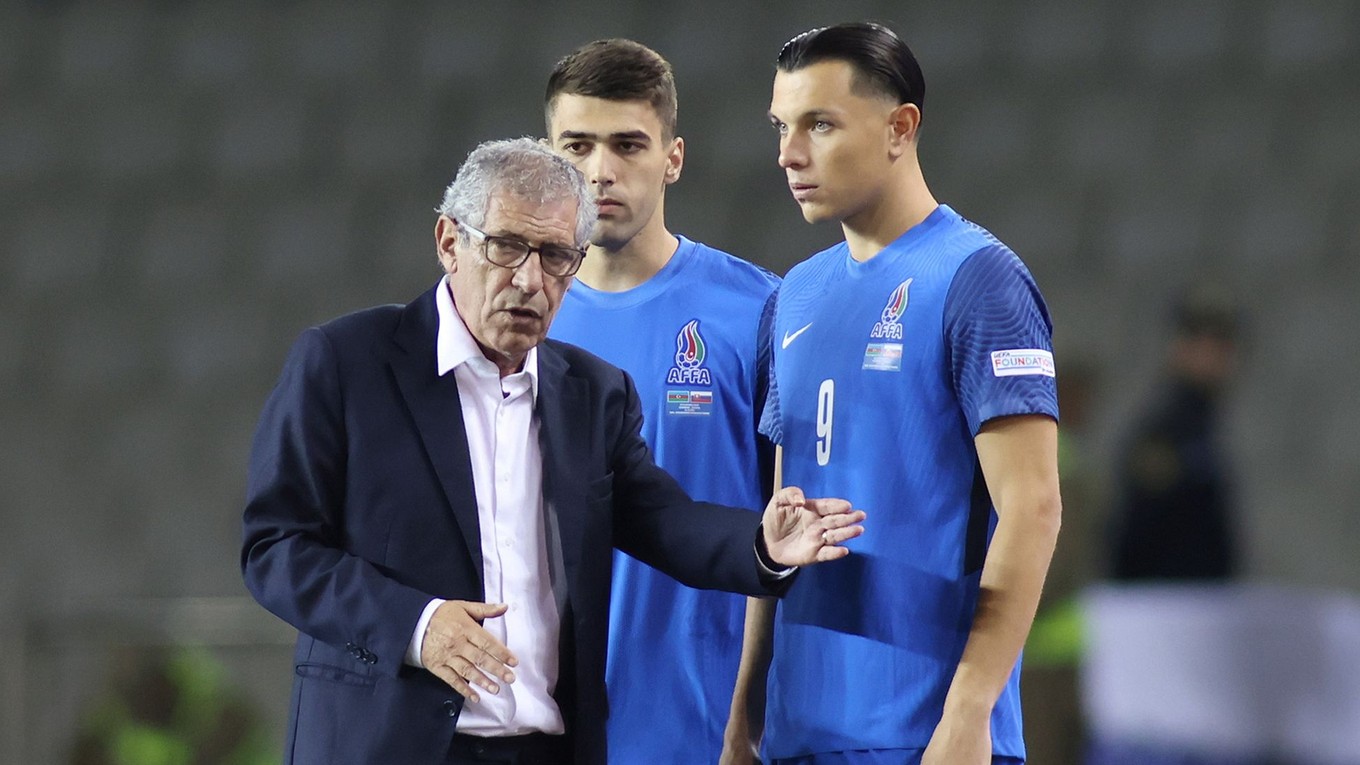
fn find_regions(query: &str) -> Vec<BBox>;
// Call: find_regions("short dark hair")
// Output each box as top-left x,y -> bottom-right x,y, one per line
545,39 -> 678,139
777,22 -> 925,117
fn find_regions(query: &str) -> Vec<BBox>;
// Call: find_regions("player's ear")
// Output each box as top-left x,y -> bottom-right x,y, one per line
664,136 -> 684,185
887,103 -> 921,156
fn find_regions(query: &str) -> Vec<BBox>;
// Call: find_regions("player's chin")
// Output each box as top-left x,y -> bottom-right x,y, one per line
591,225 -> 633,251
796,200 -> 834,224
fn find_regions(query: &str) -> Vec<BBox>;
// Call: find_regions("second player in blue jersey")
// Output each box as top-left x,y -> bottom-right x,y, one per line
544,40 -> 779,765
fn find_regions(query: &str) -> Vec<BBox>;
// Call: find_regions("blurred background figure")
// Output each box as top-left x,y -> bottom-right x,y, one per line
1109,287 -> 1241,582
1024,358 -> 1103,765
69,646 -> 273,765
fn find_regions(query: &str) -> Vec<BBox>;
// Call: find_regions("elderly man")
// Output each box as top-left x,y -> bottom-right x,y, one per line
241,138 -> 863,765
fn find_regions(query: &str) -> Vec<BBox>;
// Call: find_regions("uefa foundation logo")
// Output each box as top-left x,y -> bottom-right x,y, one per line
990,349 -> 1055,378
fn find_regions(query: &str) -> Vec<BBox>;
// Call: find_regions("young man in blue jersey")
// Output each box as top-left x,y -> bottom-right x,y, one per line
723,23 -> 1062,765
543,39 -> 782,765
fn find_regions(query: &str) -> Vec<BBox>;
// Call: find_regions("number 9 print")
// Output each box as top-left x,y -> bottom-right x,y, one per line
816,378 -> 834,466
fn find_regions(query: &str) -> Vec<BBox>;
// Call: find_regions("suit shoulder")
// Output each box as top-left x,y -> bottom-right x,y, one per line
542,339 -> 638,397
317,303 -> 405,337
544,338 -> 620,375
307,302 -> 406,350
277,303 -> 408,369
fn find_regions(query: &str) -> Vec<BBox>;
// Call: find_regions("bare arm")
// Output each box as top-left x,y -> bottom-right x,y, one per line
923,415 -> 1062,765
723,597 -> 776,764
721,445 -> 783,765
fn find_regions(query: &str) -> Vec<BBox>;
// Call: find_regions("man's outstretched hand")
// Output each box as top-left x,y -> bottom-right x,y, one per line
762,486 -> 865,567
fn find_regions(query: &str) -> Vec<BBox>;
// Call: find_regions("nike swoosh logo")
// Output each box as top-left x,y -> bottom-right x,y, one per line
781,323 -> 813,349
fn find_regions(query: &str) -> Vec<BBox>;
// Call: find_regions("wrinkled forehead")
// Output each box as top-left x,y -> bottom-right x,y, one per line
482,192 -> 580,245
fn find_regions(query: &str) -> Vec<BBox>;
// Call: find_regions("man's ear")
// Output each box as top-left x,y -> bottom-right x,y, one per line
435,215 -> 459,273
663,136 -> 685,185
887,103 -> 921,157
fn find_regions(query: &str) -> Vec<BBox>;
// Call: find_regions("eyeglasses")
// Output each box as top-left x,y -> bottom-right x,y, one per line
458,220 -> 586,278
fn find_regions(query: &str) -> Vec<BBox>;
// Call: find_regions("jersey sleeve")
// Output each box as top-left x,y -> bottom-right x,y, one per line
756,284 -> 784,445
944,245 -> 1059,435
753,287 -> 779,498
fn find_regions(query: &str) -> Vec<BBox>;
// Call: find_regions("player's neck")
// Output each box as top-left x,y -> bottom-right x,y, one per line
575,218 -> 679,293
842,165 -> 938,263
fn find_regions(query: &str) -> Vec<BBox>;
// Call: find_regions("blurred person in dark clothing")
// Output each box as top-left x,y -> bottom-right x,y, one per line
1110,288 -> 1240,581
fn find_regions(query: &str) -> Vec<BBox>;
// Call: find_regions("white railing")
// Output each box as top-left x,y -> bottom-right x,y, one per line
1082,583 -> 1360,765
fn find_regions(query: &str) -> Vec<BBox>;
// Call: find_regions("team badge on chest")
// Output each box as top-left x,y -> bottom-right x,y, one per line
864,278 -> 911,372
666,319 -> 715,415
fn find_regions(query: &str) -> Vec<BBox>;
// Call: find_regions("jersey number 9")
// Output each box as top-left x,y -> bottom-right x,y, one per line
816,378 -> 834,466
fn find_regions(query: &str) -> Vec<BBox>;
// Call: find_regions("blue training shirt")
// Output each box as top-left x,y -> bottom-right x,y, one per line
549,235 -> 779,765
760,205 -> 1058,761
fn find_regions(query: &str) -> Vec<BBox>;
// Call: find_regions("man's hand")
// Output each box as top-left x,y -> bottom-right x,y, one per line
420,600 -> 518,703
922,705 -> 992,765
761,486 -> 864,567
718,735 -> 761,765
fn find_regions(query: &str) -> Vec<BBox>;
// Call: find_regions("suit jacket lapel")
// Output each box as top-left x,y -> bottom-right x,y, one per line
536,342 -> 586,598
389,287 -> 483,578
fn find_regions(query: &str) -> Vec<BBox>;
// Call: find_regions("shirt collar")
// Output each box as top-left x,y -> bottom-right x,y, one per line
435,276 -> 539,400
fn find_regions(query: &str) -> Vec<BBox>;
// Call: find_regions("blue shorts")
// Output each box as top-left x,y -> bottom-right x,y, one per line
772,751 -> 1023,765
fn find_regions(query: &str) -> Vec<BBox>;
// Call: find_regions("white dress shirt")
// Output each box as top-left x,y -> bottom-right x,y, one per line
405,277 -> 565,736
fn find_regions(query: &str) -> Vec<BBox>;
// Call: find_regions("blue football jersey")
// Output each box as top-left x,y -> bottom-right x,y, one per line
549,235 -> 779,765
760,205 -> 1058,760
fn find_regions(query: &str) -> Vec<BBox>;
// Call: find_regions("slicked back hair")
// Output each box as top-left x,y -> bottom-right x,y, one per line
777,22 -> 925,119
545,38 -> 679,139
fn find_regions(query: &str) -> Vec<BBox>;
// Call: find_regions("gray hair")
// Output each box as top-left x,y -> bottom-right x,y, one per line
437,137 -> 596,247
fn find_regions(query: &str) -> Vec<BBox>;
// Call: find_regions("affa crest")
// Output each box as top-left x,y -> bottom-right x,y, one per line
870,278 -> 912,340
863,278 -> 911,372
666,319 -> 711,385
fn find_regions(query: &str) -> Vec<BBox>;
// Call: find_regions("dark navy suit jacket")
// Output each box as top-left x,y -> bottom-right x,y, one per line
242,286 -> 779,764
